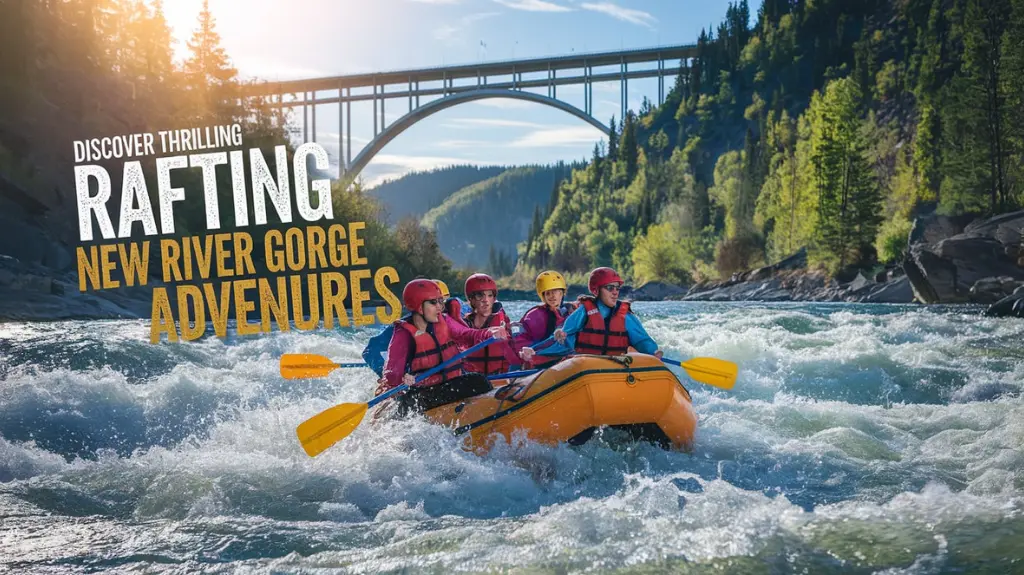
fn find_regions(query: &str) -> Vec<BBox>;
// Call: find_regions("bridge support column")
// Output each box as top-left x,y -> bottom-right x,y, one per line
346,87 -> 351,168
372,83 -> 377,137
658,58 -> 664,106
311,89 -> 317,143
303,91 -> 308,142
342,80 -> 350,178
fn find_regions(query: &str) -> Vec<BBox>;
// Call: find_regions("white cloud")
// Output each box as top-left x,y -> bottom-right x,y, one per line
464,11 -> 501,23
435,139 -> 496,148
493,0 -> 573,12
434,11 -> 501,45
361,154 -> 498,187
580,2 -> 656,28
433,24 -> 459,40
510,125 -> 605,147
408,0 -> 461,3
442,118 -> 546,129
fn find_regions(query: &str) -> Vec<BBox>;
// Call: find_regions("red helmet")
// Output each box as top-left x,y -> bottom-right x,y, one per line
403,278 -> 442,313
465,273 -> 498,298
588,267 -> 623,295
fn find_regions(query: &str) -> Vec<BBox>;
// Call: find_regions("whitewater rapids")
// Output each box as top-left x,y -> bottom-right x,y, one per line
1,301 -> 1023,573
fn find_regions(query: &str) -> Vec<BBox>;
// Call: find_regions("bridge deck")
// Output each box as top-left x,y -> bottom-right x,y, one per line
241,44 -> 697,97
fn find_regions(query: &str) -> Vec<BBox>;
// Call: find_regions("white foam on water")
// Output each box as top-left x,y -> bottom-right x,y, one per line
1,303 -> 1023,572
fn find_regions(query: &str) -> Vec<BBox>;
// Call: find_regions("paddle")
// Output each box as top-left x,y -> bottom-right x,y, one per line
662,357 -> 738,390
295,336 -> 499,457
280,354 -> 367,379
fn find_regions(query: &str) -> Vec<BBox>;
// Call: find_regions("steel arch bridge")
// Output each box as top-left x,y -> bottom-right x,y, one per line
240,44 -> 697,186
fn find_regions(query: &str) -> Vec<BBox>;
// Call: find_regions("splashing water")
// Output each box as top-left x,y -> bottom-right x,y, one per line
2,301 -> 1023,573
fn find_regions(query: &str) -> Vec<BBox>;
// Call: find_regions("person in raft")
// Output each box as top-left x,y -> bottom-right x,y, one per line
435,278 -> 470,326
461,273 -> 527,375
374,278 -> 508,418
519,266 -> 663,365
514,270 -> 579,369
362,278 -> 461,378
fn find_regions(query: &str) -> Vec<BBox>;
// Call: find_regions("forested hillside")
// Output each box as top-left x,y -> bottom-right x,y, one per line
420,163 -> 578,271
517,0 -> 1024,288
367,165 -> 510,225
0,0 -> 463,294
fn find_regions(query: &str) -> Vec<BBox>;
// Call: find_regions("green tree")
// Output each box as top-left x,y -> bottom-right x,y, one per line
809,77 -> 882,273
183,0 -> 239,122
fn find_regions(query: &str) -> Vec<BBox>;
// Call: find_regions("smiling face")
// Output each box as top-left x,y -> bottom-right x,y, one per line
542,288 -> 564,308
469,290 -> 495,316
598,283 -> 620,307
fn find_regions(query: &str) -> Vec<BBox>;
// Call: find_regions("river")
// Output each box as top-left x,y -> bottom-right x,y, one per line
2,301 -> 1023,573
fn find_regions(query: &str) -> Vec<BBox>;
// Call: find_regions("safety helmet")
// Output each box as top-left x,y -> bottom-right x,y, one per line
535,270 -> 567,300
588,267 -> 623,296
403,278 -> 443,313
433,279 -> 450,299
465,273 -> 498,298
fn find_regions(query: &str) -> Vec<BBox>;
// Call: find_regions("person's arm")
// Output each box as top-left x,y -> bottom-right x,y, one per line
445,314 -> 495,347
534,304 -> 586,356
500,314 -> 525,366
625,313 -> 660,355
379,327 -> 412,391
513,308 -> 542,348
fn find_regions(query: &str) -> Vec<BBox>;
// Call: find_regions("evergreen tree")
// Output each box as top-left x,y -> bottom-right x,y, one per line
183,0 -> 239,122
619,111 -> 639,182
607,115 -> 619,159
810,77 -> 882,272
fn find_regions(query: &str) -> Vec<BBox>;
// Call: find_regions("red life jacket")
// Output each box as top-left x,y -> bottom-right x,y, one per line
574,296 -> 631,355
444,298 -> 466,325
462,307 -> 511,375
396,317 -> 462,386
524,303 -> 573,368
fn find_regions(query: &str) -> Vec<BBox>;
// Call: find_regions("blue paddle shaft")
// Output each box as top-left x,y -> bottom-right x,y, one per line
366,336 -> 498,408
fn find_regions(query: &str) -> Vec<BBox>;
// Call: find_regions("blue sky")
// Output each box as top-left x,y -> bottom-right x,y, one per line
162,0 -> 761,186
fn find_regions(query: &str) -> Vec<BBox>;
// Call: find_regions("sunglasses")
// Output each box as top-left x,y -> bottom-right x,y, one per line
601,284 -> 621,292
423,298 -> 444,306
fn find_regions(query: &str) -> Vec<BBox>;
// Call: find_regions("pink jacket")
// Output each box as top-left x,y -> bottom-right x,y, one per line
514,303 -> 575,349
379,315 -> 494,392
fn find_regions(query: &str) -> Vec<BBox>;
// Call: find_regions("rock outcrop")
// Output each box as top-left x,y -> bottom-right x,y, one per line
902,210 -> 1024,312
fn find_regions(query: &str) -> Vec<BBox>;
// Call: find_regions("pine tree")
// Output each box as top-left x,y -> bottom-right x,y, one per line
810,77 -> 882,272
961,0 -> 1012,213
607,115 -> 619,159
183,0 -> 239,122
619,111 -> 639,181
488,244 -> 498,274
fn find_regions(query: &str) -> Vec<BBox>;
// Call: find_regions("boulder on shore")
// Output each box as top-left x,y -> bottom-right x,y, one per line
902,210 -> 1024,307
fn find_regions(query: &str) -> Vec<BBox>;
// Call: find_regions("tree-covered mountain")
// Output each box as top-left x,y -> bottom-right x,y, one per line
421,163 -> 579,271
518,0 -> 1024,288
367,165 -> 510,225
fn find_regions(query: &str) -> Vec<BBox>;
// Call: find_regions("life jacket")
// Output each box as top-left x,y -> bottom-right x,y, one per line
574,296 -> 631,356
444,298 -> 467,325
523,302 -> 575,368
462,303 -> 512,375
395,316 -> 462,387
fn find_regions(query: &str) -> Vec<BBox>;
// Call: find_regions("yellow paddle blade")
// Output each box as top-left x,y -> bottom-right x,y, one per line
296,402 -> 369,457
280,353 -> 339,379
679,357 -> 738,390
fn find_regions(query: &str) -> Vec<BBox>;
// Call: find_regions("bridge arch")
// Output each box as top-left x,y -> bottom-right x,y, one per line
341,89 -> 609,185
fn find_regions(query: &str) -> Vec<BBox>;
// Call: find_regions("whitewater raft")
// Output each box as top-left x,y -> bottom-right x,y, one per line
419,352 -> 698,453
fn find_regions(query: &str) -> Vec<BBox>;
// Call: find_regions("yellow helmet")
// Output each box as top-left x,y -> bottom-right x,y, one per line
535,270 -> 567,300
433,279 -> 450,299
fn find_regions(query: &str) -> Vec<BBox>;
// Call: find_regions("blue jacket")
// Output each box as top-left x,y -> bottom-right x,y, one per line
533,300 -> 658,356
362,324 -> 394,377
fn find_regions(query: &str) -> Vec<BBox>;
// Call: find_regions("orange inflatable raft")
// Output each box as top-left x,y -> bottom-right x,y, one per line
421,352 -> 698,453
